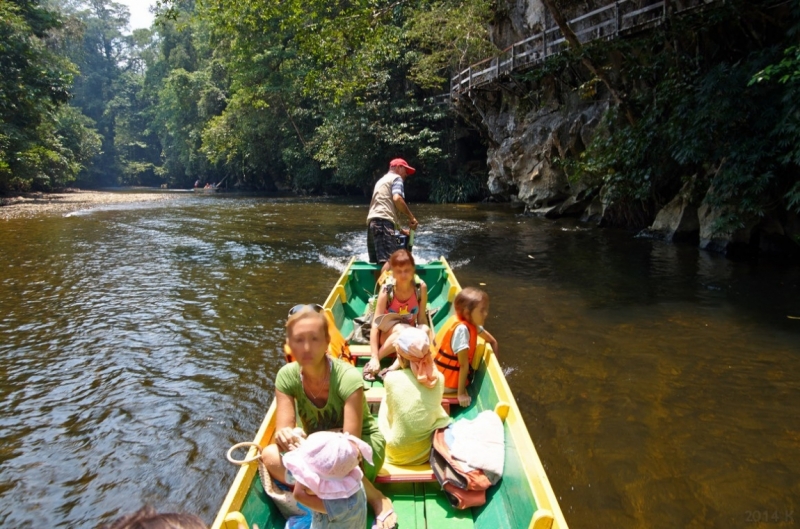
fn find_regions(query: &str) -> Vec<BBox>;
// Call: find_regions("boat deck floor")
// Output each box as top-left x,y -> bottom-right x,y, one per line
375,482 -> 474,529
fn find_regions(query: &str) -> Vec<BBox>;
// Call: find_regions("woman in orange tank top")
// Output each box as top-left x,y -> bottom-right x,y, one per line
364,249 -> 428,380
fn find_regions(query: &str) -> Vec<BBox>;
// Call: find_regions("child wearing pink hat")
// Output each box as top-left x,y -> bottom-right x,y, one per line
282,431 -> 374,529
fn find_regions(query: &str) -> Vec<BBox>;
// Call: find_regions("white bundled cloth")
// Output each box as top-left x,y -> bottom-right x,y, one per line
448,410 -> 505,484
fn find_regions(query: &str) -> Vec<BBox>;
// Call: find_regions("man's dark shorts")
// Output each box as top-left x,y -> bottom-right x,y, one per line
367,218 -> 398,264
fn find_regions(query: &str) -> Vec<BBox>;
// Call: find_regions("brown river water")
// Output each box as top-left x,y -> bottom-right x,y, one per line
0,192 -> 798,528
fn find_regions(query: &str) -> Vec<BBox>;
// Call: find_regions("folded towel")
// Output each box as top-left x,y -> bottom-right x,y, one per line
378,370 -> 451,465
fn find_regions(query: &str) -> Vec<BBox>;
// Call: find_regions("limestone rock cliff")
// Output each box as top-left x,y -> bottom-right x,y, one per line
458,0 -> 617,222
456,0 -> 800,259
454,62 -> 608,218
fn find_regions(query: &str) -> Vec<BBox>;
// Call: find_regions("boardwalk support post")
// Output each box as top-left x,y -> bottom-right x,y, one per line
511,44 -> 516,71
543,25 -> 547,58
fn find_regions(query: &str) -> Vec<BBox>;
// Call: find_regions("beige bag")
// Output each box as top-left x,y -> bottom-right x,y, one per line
226,442 -> 306,519
373,312 -> 408,332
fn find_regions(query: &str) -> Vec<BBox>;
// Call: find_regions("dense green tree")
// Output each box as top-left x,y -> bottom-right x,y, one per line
0,0 -> 93,192
406,0 -> 496,89
62,0 -> 132,186
148,6 -> 229,187
188,0 -> 492,197
4,0 -> 494,197
156,67 -> 218,183
751,22 -> 800,214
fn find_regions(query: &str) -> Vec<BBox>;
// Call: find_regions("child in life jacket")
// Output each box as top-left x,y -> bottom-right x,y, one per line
364,249 -> 428,380
282,431 -> 374,529
434,287 -> 499,407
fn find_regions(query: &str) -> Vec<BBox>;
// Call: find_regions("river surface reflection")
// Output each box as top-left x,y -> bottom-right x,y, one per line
0,194 -> 798,528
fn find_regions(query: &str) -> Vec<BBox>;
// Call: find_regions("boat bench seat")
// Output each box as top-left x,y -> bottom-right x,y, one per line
350,344 -> 371,357
376,461 -> 436,483
364,387 -> 457,414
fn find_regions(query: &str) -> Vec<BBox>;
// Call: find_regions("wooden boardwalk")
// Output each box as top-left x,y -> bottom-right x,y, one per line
450,0 -> 717,97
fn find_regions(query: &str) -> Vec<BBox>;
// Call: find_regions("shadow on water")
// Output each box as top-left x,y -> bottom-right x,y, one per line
0,194 -> 798,528
444,208 -> 800,528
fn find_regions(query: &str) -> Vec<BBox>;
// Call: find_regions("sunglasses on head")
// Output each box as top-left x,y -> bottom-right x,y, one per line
288,303 -> 324,317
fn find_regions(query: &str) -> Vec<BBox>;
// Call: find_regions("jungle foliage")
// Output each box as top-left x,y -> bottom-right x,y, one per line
0,0 -> 96,192
1,0 -> 494,200
557,1 -> 800,230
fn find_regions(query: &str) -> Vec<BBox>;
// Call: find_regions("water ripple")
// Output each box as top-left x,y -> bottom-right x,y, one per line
0,197 -> 798,528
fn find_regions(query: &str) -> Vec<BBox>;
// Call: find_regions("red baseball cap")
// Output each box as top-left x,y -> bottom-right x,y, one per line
389,158 -> 416,175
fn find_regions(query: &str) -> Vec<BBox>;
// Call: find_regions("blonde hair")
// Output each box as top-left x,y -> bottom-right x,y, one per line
454,287 -> 489,322
286,306 -> 330,343
103,507 -> 206,529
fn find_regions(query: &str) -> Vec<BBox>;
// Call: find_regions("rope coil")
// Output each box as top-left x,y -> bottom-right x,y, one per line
226,442 -> 263,465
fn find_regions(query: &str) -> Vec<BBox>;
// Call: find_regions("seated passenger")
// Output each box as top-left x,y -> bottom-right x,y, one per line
364,249 -> 428,380
434,287 -> 498,407
378,327 -> 450,465
260,307 -> 397,529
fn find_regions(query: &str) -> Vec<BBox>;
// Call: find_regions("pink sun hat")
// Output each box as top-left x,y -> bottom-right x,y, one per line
396,326 -> 438,389
282,431 -> 374,500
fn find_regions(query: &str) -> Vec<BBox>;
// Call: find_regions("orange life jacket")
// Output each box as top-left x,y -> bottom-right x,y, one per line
434,315 -> 477,389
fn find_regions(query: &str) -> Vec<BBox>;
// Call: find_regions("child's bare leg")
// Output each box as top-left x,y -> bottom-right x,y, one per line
261,444 -> 290,484
377,324 -> 411,357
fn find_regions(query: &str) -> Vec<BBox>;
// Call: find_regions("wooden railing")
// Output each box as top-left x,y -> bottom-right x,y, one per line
450,0 -> 714,97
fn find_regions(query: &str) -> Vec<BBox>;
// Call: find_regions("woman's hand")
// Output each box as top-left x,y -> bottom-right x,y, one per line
458,393 -> 472,407
364,357 -> 380,377
275,427 -> 304,452
274,391 -> 298,451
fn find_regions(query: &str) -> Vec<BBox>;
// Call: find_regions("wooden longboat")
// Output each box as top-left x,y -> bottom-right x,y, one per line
211,258 -> 568,529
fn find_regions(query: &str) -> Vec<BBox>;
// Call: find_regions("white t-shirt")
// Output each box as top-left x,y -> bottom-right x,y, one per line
450,323 -> 484,354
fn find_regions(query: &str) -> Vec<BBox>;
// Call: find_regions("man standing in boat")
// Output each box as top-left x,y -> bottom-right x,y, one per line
367,158 -> 419,265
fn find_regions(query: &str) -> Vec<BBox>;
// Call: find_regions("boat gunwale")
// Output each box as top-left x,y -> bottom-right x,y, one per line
480,343 -> 568,528
211,400 -> 277,529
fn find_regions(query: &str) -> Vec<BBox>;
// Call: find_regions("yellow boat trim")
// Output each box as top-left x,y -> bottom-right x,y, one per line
210,400 -> 277,529
482,344 -> 568,529
322,257 -> 355,309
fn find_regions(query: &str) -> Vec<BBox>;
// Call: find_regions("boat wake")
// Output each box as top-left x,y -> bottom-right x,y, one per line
318,217 -> 482,272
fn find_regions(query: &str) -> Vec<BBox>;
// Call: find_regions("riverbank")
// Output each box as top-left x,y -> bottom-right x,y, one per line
0,189 -> 180,220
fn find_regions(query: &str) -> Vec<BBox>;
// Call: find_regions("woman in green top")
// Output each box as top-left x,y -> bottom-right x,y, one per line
261,307 -> 396,529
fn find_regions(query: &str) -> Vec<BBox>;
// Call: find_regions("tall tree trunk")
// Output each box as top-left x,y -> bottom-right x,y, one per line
541,0 -> 636,125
